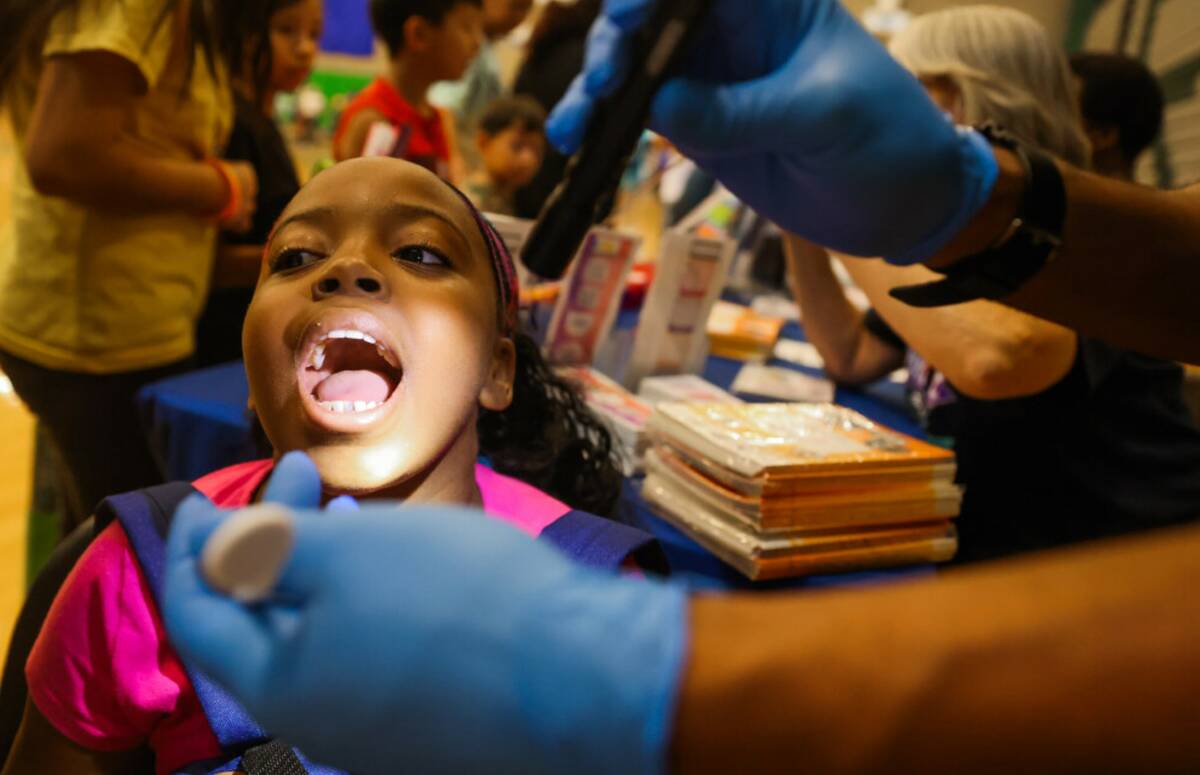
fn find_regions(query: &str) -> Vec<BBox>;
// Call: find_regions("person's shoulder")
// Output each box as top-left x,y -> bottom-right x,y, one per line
25,521 -> 155,749
71,521 -> 139,585
194,459 -> 275,508
541,510 -> 668,576
476,464 -> 570,537
346,77 -> 411,116
42,0 -> 176,87
334,82 -> 392,159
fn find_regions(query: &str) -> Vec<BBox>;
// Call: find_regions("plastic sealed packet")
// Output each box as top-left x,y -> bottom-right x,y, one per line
731,364 -> 835,403
648,402 -> 954,479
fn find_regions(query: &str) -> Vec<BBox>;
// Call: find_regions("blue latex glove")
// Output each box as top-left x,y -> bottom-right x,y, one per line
162,454 -> 688,775
546,0 -> 999,264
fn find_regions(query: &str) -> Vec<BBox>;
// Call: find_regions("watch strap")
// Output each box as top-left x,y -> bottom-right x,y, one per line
890,125 -> 1066,307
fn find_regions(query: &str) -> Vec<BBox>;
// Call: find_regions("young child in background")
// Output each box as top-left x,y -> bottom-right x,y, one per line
196,0 -> 324,368
1069,52 -> 1165,182
332,0 -> 483,179
7,158 -> 654,775
465,95 -> 546,215
430,0 -> 536,172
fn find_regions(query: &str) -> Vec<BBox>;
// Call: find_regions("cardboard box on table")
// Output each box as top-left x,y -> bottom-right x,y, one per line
623,229 -> 736,390
705,300 -> 787,362
541,227 -> 641,367
536,227 -> 644,471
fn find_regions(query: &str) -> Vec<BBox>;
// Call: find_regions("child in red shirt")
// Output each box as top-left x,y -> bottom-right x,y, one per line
333,0 -> 483,179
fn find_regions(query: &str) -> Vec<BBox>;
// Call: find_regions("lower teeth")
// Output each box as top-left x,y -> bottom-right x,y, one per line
317,400 -> 382,414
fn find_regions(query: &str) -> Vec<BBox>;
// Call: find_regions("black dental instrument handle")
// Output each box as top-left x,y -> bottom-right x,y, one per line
521,0 -> 711,280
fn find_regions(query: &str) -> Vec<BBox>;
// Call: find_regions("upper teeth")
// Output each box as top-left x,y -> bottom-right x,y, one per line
327,329 -> 378,345
308,329 -> 395,371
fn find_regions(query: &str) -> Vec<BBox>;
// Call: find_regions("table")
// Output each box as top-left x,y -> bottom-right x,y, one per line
138,327 -> 932,590
138,361 -> 259,482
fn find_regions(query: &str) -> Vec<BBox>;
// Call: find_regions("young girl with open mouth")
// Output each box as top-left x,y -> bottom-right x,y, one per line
8,157 -> 659,775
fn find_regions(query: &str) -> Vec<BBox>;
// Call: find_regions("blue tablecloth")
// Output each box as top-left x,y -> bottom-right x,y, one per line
138,323 -> 930,590
138,362 -> 259,483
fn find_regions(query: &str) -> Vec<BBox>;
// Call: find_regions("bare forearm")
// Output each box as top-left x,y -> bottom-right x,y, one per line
1006,171 -> 1200,362
30,139 -> 227,217
672,523 -> 1200,773
841,258 -> 1076,399
24,53 -> 229,218
927,149 -> 1200,363
784,235 -> 899,383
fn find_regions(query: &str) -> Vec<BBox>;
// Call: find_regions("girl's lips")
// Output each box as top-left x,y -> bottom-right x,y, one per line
300,382 -> 403,434
294,312 -> 405,434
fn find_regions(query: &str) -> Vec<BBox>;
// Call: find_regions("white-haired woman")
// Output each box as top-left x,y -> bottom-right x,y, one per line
787,5 -> 1200,564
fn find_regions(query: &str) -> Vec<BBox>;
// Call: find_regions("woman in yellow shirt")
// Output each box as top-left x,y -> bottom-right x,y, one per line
0,0 -> 266,532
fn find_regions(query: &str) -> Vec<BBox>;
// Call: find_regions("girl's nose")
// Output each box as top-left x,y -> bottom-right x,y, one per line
312,258 -> 388,300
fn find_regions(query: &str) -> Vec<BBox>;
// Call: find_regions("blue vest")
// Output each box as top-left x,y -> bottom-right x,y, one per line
96,482 -> 663,775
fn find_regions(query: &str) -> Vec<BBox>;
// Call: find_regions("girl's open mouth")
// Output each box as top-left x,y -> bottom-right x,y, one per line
297,321 -> 404,431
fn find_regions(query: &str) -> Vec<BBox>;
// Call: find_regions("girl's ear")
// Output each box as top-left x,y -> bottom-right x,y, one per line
404,16 -> 432,53
479,336 -> 516,411
1084,124 -> 1120,153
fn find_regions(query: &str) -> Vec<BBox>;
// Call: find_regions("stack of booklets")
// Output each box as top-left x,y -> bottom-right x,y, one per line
705,300 -> 786,361
557,366 -> 653,474
642,402 -> 962,579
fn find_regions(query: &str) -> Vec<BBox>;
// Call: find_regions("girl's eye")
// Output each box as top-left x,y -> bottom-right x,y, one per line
393,245 -> 449,267
270,248 -> 323,273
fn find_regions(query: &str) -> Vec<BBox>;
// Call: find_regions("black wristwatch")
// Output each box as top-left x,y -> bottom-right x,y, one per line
890,124 -> 1066,307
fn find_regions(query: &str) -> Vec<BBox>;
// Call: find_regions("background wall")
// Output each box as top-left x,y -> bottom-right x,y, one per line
843,0 -> 1072,41
843,0 -> 1198,187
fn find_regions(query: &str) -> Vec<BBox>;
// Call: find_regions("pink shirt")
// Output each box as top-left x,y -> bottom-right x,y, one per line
26,461 -> 571,774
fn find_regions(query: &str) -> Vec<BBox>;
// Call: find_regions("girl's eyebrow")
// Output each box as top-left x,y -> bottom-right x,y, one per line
273,205 -> 338,234
381,201 -> 474,257
273,203 -> 474,257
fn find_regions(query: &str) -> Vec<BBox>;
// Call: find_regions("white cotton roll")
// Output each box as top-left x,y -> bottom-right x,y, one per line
200,503 -> 296,603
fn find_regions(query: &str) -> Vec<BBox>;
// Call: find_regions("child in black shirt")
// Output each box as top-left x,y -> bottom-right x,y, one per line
196,0 -> 323,366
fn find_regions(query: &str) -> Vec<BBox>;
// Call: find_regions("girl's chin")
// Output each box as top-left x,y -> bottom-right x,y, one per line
275,72 -> 311,94
302,446 -> 418,496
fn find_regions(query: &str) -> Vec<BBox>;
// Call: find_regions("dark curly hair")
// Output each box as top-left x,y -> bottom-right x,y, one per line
444,178 -> 625,518
478,333 -> 624,517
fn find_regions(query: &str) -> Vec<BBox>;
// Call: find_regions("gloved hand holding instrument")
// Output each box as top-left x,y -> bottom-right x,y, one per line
542,0 -> 999,266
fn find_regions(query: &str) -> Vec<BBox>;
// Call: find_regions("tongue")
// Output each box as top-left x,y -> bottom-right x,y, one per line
314,370 -> 392,403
